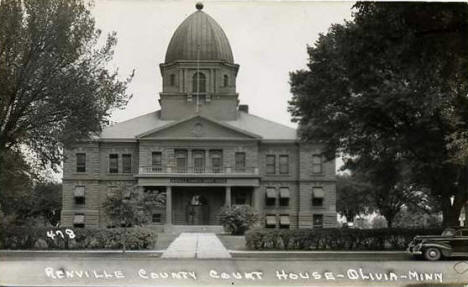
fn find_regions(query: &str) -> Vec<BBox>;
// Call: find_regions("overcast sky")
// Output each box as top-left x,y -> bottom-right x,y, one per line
92,0 -> 354,128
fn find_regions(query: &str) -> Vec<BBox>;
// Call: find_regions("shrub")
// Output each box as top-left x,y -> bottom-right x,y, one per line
218,205 -> 259,235
245,228 -> 443,250
0,225 -> 157,250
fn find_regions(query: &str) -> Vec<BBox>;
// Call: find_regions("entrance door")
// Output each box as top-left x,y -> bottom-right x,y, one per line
186,195 -> 209,225
172,187 -> 224,225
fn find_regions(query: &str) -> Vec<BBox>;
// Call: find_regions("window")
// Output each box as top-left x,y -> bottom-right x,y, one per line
312,187 -> 324,207
279,215 -> 290,229
223,74 -> 229,87
192,72 -> 206,93
109,154 -> 119,173
279,187 -> 290,207
175,149 -> 187,172
73,213 -> 85,228
152,152 -> 162,172
266,155 -> 276,174
152,213 -> 162,223
122,154 -> 132,173
265,187 -> 277,206
193,150 -> 205,173
265,215 -> 277,228
312,154 -> 323,174
74,186 -> 85,205
170,74 -> 175,86
210,150 -> 222,173
313,214 -> 324,228
235,152 -> 246,171
76,153 -> 86,173
279,155 -> 289,174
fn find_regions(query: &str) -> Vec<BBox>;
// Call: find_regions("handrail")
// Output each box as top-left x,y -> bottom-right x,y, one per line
139,165 -> 259,175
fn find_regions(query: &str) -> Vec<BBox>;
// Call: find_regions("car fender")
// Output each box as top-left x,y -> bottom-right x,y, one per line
422,243 -> 452,257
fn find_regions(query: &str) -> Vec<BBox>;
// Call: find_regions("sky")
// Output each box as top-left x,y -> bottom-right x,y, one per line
91,0 -> 355,128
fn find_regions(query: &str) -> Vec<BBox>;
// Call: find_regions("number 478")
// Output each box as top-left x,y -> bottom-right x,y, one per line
46,229 -> 75,240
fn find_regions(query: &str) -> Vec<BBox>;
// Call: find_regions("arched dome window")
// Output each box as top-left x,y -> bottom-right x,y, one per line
170,74 -> 176,86
192,72 -> 206,93
223,75 -> 229,87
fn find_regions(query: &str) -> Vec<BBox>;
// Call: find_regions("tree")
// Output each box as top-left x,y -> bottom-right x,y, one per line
0,0 -> 132,176
289,2 -> 468,226
336,174 -> 372,223
348,155 -> 426,228
393,206 -> 442,228
218,205 -> 259,235
102,186 -> 165,252
0,151 -> 62,226
31,182 -> 62,226
0,150 -> 35,225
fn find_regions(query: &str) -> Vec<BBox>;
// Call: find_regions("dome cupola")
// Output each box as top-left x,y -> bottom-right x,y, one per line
159,3 -> 239,121
164,3 -> 234,64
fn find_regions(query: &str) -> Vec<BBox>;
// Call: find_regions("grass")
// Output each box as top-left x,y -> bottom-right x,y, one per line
154,233 -> 179,250
217,234 -> 247,250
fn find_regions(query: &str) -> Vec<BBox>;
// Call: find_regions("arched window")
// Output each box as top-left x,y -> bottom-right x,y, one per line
223,75 -> 229,87
192,72 -> 206,93
169,74 -> 175,86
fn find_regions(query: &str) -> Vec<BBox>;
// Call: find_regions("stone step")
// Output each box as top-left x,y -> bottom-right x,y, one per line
164,225 -> 225,234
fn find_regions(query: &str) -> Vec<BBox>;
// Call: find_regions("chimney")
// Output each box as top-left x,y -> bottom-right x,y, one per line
239,104 -> 249,113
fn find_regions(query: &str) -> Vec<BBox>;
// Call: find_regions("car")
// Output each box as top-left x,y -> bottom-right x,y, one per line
407,227 -> 468,261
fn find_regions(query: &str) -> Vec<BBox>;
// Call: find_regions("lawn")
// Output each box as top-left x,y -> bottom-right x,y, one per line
217,234 -> 247,251
154,233 -> 179,250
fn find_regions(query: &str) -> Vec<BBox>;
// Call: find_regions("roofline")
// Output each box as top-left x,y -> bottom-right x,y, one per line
261,139 -> 298,144
138,137 -> 259,141
238,111 -> 297,131
135,114 -> 263,139
95,138 -> 138,143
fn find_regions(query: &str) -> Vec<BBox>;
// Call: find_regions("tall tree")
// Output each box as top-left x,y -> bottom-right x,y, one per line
289,2 -> 468,226
31,182 -> 62,226
0,0 -> 132,174
347,155 -> 426,227
336,174 -> 372,223
0,150 -> 34,225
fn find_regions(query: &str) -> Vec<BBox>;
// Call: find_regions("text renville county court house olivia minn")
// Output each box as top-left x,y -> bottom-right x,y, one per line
60,3 -> 337,231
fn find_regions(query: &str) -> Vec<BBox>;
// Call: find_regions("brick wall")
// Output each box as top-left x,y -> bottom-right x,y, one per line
62,139 -> 337,229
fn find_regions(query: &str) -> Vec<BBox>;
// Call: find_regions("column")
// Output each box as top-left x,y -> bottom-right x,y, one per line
225,186 -> 231,207
166,186 -> 172,225
253,186 -> 263,213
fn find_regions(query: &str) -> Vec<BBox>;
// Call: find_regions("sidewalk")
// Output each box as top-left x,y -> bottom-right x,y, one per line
161,233 -> 231,259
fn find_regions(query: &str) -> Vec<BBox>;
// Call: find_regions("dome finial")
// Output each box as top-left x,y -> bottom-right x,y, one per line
195,2 -> 203,10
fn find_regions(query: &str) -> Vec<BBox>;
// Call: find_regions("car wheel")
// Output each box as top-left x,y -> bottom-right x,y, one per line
424,247 -> 442,261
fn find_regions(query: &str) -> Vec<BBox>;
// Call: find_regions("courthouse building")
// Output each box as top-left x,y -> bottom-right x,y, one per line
61,4 -> 337,230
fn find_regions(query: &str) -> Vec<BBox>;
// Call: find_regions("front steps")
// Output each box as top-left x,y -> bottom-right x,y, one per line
164,225 -> 225,234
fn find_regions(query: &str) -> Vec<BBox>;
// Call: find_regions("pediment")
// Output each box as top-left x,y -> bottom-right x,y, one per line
137,116 -> 261,139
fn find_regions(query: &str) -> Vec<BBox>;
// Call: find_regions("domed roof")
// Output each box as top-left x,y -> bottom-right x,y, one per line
164,5 -> 234,64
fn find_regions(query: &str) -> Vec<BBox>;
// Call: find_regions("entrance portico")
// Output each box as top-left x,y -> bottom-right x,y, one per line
138,176 -> 259,227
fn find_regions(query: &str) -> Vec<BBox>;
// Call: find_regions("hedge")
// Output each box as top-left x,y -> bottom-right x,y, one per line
0,226 -> 157,250
245,228 -> 443,250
